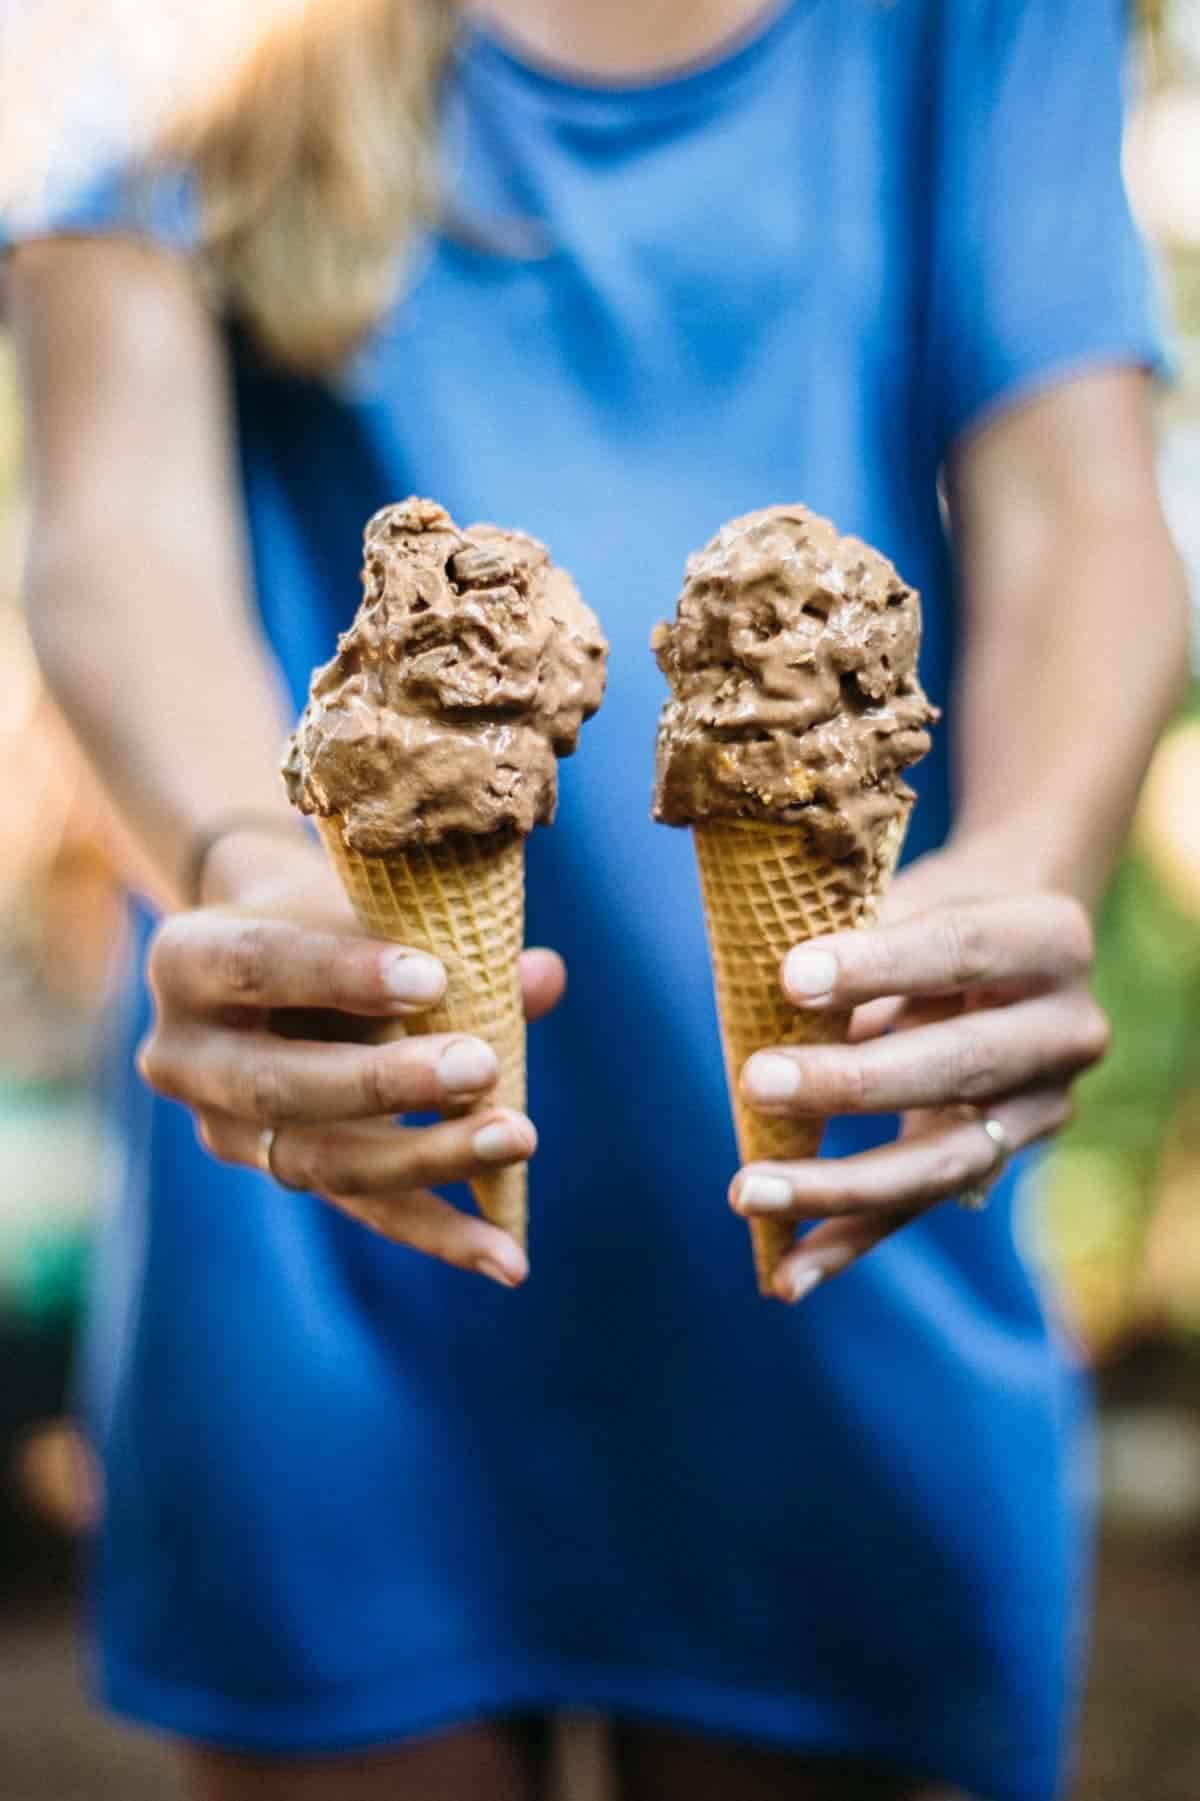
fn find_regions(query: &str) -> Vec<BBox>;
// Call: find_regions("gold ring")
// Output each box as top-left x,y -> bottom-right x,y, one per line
959,1114 -> 1016,1213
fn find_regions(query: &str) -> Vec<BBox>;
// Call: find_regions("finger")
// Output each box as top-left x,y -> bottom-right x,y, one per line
741,989 -> 1109,1118
333,1185 -> 529,1285
847,993 -> 962,1044
141,1025 -> 500,1123
148,914 -> 448,1019
193,1114 -> 528,1285
199,1107 -> 537,1196
780,895 -> 1095,1010
731,1086 -> 1072,1222
770,1208 -> 923,1302
520,947 -> 566,1023
847,996 -> 906,1042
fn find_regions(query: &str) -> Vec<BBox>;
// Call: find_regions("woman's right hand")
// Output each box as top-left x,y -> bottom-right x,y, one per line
137,850 -> 562,1287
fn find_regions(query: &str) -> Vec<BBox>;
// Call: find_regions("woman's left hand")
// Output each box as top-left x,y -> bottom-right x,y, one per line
731,850 -> 1111,1301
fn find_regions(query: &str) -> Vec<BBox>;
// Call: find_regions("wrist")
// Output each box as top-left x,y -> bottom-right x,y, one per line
939,818 -> 1098,908
189,815 -> 317,908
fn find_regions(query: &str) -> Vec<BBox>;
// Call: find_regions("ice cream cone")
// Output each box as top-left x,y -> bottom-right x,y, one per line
693,805 -> 910,1294
318,815 -> 528,1248
286,500 -> 606,1259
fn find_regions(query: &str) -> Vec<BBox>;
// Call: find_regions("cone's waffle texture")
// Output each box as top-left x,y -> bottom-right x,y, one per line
693,807 -> 910,1295
318,818 -> 528,1247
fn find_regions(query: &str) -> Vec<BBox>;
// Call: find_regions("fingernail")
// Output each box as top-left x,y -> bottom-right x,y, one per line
777,1265 -> 823,1304
736,1172 -> 794,1213
471,1115 -> 534,1165
383,952 -> 445,1005
438,1038 -> 498,1095
784,947 -> 838,1002
475,1256 -> 524,1289
743,1052 -> 802,1105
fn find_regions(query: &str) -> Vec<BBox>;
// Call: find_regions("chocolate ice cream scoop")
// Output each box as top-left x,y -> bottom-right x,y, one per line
652,505 -> 937,868
285,497 -> 608,852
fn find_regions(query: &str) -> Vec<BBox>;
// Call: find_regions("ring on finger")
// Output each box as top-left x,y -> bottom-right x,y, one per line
257,1125 -> 301,1191
959,1113 -> 1016,1213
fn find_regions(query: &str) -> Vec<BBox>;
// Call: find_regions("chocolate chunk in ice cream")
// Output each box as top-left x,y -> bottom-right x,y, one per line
284,497 -> 608,852
651,505 -> 937,868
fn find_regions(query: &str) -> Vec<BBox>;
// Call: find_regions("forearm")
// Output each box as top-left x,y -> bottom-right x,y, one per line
24,529 -> 303,907
11,238 -> 310,909
950,513 -> 1191,905
946,371 -> 1192,909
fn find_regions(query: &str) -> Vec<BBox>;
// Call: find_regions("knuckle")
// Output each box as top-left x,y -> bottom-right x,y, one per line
223,923 -> 273,1001
145,930 -> 170,997
1075,1001 -> 1111,1066
928,1148 -> 972,1191
950,1028 -> 1001,1101
358,1050 -> 397,1117
848,934 -> 893,997
322,948 -> 362,1013
325,940 -> 393,1015
146,918 -> 189,1002
826,1167 -> 881,1211
302,1136 -> 357,1197
197,1115 -> 229,1157
136,1032 -> 175,1097
395,1141 -> 439,1189
244,1056 -> 291,1123
937,909 -> 992,989
1050,895 -> 1096,973
834,1052 -> 873,1112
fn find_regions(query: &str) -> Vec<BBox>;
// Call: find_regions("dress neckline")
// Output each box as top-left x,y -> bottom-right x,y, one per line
463,3 -> 807,117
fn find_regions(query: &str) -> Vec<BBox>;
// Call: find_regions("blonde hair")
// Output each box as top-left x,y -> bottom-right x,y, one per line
173,0 -> 463,373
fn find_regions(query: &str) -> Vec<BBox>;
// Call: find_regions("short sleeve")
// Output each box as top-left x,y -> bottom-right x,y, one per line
930,0 -> 1168,451
0,161 -> 197,259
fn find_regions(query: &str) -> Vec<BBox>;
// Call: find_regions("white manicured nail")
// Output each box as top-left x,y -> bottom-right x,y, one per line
438,1038 -> 498,1094
384,952 -> 445,1005
782,1266 -> 823,1304
744,1052 -> 802,1104
784,947 -> 838,1001
738,1173 -> 794,1212
475,1256 -> 523,1289
472,1117 -> 530,1164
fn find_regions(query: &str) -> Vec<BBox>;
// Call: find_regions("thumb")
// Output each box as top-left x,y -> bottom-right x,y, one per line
520,948 -> 566,1022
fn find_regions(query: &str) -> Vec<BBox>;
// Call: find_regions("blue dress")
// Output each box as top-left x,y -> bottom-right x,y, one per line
5,4 -> 1162,1798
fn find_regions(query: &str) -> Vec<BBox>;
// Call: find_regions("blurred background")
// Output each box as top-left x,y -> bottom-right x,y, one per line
1,3 -> 1199,1798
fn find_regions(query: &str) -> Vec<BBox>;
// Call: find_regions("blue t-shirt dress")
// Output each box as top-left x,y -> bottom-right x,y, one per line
3,4 -> 1164,1798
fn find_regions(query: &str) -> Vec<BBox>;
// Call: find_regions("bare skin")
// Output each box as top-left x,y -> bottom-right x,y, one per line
186,1723 -> 547,1801
9,5 -> 1191,1798
15,247 -> 1187,1801
474,0 -> 775,77
186,1725 -> 956,1801
732,370 -> 1191,1301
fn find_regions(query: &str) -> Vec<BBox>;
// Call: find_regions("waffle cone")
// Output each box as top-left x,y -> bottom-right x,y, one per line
693,807 -> 910,1294
318,817 -> 528,1248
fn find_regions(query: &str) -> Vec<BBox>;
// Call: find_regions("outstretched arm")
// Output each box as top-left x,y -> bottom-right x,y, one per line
734,368 -> 1192,1298
12,239 -> 556,1283
948,368 -> 1190,908
11,237 -> 305,907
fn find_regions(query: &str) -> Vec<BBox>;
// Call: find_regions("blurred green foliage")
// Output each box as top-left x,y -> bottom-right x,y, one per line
1086,851 -> 1200,1166
1041,687 -> 1200,1347
1040,0 -> 1200,1343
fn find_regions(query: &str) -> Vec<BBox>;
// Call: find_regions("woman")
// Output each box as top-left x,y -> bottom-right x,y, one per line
5,2 -> 1190,1798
